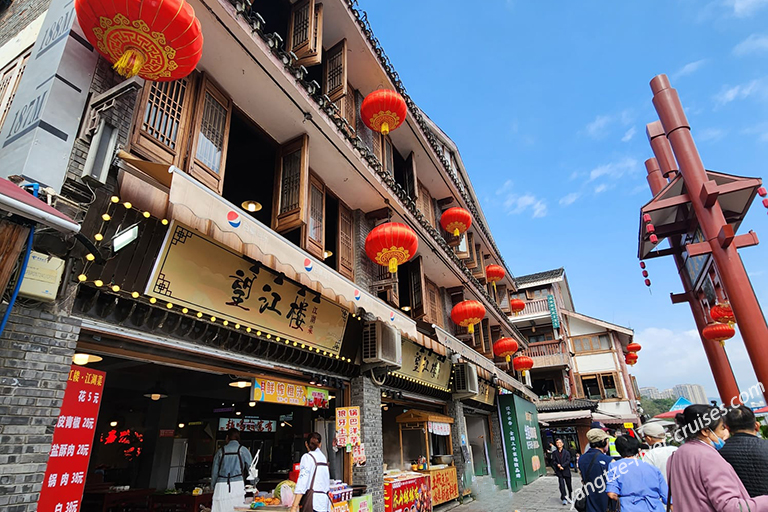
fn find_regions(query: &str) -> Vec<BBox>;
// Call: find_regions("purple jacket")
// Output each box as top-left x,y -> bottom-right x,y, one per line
668,440 -> 768,511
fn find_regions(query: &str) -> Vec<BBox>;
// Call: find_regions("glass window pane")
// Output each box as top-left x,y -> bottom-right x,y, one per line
309,184 -> 323,242
196,92 -> 227,173
142,79 -> 187,150
599,334 -> 610,350
582,377 -> 601,400
601,375 -> 618,398
279,149 -> 301,214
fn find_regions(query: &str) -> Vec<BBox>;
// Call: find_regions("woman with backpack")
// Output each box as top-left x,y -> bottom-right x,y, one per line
290,432 -> 331,512
212,428 -> 253,512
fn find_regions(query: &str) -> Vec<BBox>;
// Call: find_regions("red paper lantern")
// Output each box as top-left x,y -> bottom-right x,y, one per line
451,300 -> 486,334
493,337 -> 519,363
440,207 -> 472,237
642,270 -> 648,278
758,187 -> 767,197
640,261 -> 646,269
513,355 -> 534,377
360,89 -> 407,135
710,302 -> 736,325
75,0 -> 203,81
625,353 -> 639,366
702,322 -> 736,347
627,342 -> 642,353
510,298 -> 526,315
365,222 -> 418,274
643,214 -> 652,223
646,224 -> 656,234
485,264 -> 505,293
644,278 -> 651,287
649,234 -> 658,244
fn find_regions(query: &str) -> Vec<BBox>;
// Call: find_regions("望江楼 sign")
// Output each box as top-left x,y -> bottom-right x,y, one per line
147,222 -> 348,355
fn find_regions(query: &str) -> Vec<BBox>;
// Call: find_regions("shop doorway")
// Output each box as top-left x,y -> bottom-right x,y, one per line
465,415 -> 491,477
77,353 -> 344,511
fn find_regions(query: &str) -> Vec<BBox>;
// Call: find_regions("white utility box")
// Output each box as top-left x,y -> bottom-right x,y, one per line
18,251 -> 65,302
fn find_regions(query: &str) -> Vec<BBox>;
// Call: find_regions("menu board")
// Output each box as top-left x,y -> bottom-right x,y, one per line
335,406 -> 361,449
251,377 -> 329,408
350,494 -> 373,512
392,339 -> 451,390
38,366 -> 105,512
384,476 -> 431,512
430,467 -> 458,506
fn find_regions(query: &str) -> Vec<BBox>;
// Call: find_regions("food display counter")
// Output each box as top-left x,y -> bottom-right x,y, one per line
383,472 -> 431,512
396,410 -> 459,507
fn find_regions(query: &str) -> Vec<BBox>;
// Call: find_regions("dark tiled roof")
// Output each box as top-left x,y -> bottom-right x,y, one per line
515,268 -> 565,287
536,398 -> 599,412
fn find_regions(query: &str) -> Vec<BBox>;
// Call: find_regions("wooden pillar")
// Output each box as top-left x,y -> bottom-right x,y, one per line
0,219 -> 30,294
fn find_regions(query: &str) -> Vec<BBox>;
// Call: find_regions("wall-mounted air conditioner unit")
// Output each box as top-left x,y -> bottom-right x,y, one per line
452,363 -> 479,398
362,320 -> 402,369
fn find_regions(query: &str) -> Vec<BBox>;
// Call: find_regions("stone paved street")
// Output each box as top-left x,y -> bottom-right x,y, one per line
441,475 -> 573,512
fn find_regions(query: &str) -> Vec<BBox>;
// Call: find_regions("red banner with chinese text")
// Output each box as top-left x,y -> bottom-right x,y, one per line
38,366 -> 106,512
384,476 -> 431,512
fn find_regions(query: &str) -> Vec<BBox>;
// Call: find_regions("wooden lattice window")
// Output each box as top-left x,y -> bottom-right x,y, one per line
417,182 -> 434,227
0,52 -> 29,132
404,152 -> 418,201
188,76 -> 232,193
344,83 -> 356,132
425,279 -> 443,328
337,202 -> 354,280
305,172 -> 325,258
288,0 -> 323,66
273,134 -> 309,233
408,256 -> 426,320
383,136 -> 394,175
323,39 -> 347,102
496,284 -> 510,313
131,76 -> 195,165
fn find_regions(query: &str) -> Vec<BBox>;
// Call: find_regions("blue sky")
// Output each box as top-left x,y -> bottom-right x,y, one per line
358,0 -> 768,401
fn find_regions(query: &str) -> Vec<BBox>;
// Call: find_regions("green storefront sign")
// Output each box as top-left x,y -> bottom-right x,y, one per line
498,394 -> 546,490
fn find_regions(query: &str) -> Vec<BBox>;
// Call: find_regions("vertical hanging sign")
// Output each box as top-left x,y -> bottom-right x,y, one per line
38,366 -> 106,512
497,394 -> 524,491
547,294 -> 559,329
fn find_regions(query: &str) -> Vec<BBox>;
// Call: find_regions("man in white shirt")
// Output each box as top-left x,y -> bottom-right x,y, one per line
291,432 -> 331,512
640,422 -> 677,482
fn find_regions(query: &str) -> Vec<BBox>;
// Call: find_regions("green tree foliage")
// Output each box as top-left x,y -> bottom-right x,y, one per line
640,397 -> 677,418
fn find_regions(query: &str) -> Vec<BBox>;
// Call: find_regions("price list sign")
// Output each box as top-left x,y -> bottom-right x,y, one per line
335,406 -> 361,451
38,366 -> 106,512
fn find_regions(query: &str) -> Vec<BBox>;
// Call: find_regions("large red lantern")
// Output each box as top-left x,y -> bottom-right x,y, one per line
75,0 -> 203,81
360,90 -> 407,135
485,264 -> 505,293
710,302 -> 736,325
625,353 -> 639,366
440,207 -> 472,237
626,343 -> 642,353
451,300 -> 486,334
365,222 -> 418,274
513,355 -> 534,377
493,337 -> 519,363
702,322 -> 736,347
510,298 -> 526,316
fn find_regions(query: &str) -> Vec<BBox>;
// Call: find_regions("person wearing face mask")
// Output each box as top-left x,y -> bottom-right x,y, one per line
667,404 -> 768,511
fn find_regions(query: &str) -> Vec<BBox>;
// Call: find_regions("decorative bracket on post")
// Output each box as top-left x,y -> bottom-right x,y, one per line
700,180 -> 720,208
79,76 -> 144,139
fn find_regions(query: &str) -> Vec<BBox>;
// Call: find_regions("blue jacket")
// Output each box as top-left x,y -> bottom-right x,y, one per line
578,448 -> 614,512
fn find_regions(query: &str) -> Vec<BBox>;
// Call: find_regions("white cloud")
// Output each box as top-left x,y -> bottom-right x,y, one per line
671,59 -> 707,80
733,34 -> 768,55
621,127 -> 637,142
696,128 -> 726,142
588,157 -> 639,182
726,0 -> 768,17
585,115 -> 612,139
714,79 -> 762,106
594,183 -> 609,194
559,193 -> 580,207
503,193 -> 548,218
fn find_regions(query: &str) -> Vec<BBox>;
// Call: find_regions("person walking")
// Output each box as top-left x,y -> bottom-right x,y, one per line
551,438 -> 573,505
577,428 -> 614,512
718,405 -> 768,498
212,428 -> 253,512
640,422 -> 676,482
606,436 -> 668,511
667,404 -> 768,511
290,432 -> 331,512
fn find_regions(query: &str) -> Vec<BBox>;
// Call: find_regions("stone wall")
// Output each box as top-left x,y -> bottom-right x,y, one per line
0,306 -> 80,511
489,411 -> 508,488
352,210 -> 375,292
446,399 -> 468,495
350,375 -> 383,511
0,0 -> 49,48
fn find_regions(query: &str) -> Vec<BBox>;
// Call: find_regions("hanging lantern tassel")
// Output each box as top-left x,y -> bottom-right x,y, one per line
113,48 -> 146,78
451,300 -> 486,336
493,337 -> 519,364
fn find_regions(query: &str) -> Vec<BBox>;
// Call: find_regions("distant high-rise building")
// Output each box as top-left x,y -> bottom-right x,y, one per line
672,384 -> 708,405
640,387 -> 662,399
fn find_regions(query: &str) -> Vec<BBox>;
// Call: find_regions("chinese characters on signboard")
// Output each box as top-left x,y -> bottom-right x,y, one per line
430,467 -> 458,506
472,380 -> 496,406
251,378 -> 329,409
147,222 -> 348,355
498,394 -> 524,492
384,476 -> 431,512
499,394 -> 547,488
392,339 -> 451,390
335,406 -> 361,450
38,366 -> 105,512
218,417 -> 277,433
547,294 -> 560,329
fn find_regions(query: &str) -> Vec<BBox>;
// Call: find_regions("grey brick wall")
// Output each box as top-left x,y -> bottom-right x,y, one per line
489,411 -> 508,488
0,306 -> 81,511
350,375 -> 383,511
0,0 -> 50,48
447,399 -> 468,495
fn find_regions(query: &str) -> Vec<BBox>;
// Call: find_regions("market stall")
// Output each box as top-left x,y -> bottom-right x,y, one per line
396,410 -> 459,507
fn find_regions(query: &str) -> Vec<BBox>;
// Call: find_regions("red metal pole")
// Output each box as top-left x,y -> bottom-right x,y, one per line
645,140 -> 741,405
651,74 -> 768,393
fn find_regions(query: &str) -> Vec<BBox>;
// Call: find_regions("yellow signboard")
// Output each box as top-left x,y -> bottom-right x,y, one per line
624,422 -> 635,429
473,380 -> 496,406
251,377 -> 329,408
392,338 -> 451,390
146,222 -> 348,355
